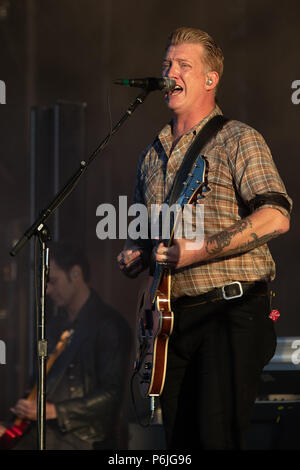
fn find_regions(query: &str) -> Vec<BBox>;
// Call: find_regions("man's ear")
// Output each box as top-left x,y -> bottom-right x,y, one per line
205,71 -> 219,91
70,265 -> 82,281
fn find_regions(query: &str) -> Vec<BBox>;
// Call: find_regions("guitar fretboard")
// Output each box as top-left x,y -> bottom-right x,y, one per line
150,155 -> 207,304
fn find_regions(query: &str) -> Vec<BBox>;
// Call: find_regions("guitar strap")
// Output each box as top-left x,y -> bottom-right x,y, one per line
149,115 -> 229,275
168,114 -> 229,206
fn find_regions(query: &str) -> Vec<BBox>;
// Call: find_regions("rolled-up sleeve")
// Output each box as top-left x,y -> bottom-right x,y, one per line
231,127 -> 292,218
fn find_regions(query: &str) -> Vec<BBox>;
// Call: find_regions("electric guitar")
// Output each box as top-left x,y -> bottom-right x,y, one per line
135,155 -> 209,397
0,329 -> 74,450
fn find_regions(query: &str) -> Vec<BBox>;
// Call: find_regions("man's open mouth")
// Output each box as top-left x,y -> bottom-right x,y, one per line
170,85 -> 183,95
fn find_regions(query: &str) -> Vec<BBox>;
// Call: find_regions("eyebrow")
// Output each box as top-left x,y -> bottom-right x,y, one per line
162,58 -> 193,65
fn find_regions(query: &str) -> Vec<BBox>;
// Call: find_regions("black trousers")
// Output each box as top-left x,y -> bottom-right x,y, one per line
160,290 -> 276,450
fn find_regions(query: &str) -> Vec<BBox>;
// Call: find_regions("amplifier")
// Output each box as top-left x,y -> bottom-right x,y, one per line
247,337 -> 300,450
257,337 -> 300,399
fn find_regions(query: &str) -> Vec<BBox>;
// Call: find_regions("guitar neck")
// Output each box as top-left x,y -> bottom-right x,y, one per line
15,330 -> 72,408
23,350 -> 63,403
150,155 -> 206,305
12,351 -> 61,427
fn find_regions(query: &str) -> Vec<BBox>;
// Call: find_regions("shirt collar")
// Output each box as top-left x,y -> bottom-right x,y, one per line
158,105 -> 223,140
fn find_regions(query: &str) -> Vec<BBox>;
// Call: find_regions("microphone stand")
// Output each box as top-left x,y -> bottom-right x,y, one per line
10,87 -> 151,450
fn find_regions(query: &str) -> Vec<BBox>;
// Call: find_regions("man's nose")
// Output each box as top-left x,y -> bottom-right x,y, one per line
164,62 -> 179,78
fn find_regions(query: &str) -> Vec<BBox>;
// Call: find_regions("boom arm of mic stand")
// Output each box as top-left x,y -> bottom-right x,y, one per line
10,87 -> 150,256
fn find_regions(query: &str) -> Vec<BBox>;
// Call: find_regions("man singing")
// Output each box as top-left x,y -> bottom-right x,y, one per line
117,27 -> 292,450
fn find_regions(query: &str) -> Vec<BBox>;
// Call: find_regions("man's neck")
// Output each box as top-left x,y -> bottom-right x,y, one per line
172,103 -> 216,142
67,285 -> 91,323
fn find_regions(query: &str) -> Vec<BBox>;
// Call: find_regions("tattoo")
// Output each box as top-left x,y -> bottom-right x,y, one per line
205,216 -> 281,258
223,230 -> 281,257
206,218 -> 253,256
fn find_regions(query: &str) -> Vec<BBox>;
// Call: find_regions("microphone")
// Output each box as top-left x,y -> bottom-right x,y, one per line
113,77 -> 176,92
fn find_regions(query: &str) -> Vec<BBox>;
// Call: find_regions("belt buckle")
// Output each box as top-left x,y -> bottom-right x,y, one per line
222,281 -> 243,300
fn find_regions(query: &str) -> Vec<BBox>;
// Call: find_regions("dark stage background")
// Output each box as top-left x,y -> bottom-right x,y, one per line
0,0 -> 299,450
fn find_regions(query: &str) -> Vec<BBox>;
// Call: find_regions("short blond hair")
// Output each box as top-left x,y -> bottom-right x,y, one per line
166,27 -> 224,79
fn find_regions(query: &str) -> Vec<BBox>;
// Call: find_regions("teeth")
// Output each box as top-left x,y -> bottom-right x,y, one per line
171,85 -> 183,94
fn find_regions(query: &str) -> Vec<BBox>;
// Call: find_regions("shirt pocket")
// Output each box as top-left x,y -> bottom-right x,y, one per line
204,152 -> 233,188
143,162 -> 165,206
195,152 -> 237,211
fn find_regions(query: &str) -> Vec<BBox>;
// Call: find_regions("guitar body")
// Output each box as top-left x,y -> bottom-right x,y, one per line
0,419 -> 31,450
0,329 -> 73,450
136,273 -> 174,397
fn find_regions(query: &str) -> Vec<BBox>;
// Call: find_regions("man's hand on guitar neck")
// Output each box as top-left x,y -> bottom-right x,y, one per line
10,399 -> 57,421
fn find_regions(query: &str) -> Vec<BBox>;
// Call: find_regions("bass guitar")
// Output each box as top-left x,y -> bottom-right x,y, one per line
0,329 -> 73,450
135,154 -> 209,397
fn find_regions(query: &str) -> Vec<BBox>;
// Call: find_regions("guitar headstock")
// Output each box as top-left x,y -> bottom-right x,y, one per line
55,329 -> 74,355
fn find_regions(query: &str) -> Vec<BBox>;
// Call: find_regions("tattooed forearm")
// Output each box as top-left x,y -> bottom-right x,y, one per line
223,230 -> 282,257
206,218 -> 253,256
205,212 -> 282,259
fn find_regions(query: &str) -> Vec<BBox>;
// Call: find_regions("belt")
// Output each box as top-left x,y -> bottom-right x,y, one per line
172,281 -> 268,309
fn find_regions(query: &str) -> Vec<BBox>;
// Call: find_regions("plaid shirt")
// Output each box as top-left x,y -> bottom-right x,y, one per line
133,106 -> 292,299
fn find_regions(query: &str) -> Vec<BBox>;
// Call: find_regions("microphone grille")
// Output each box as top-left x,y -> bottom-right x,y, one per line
162,77 -> 176,91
